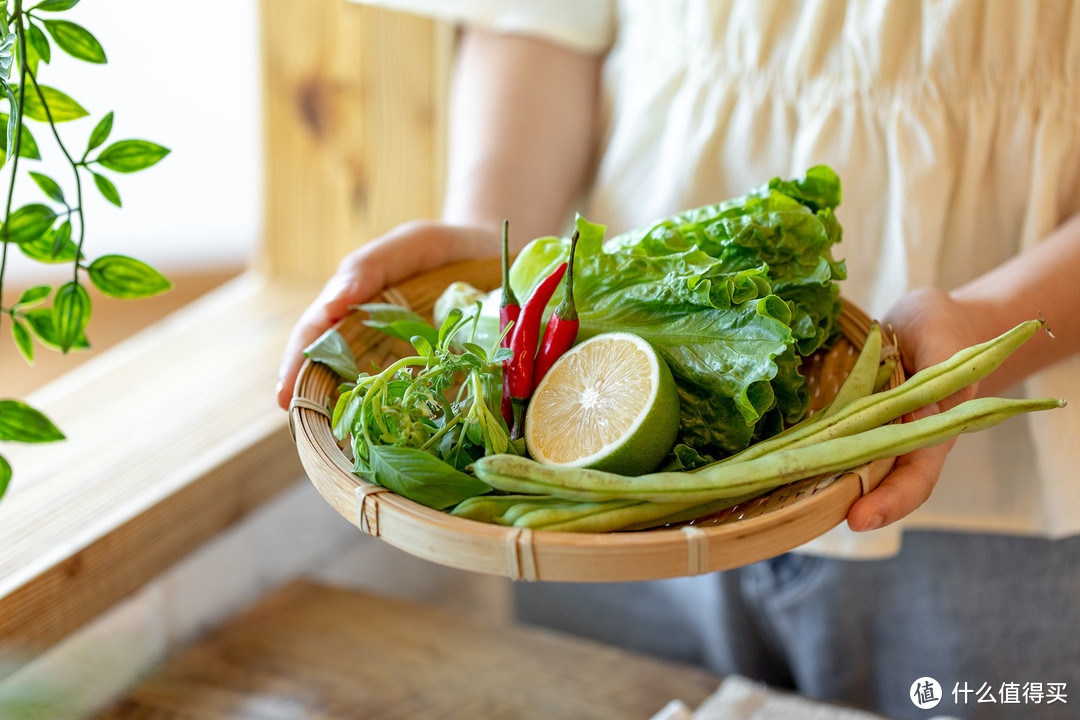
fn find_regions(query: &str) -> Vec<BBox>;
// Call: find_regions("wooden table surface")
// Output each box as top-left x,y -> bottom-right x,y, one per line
97,580 -> 722,719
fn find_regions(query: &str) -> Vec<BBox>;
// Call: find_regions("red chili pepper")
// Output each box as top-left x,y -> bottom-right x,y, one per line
498,221 -> 520,430
533,230 -> 580,386
507,260 -> 567,439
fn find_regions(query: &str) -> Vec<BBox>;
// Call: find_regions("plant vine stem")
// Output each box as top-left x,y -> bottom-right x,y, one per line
24,65 -> 84,285
0,0 -> 29,336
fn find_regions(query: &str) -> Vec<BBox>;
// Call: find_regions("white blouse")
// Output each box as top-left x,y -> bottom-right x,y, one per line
353,0 -> 1080,558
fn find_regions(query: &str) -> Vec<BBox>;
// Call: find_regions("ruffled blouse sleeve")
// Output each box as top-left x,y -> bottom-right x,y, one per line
348,0 -> 616,55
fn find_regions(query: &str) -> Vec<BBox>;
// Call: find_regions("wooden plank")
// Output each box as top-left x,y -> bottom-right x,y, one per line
96,581 -> 722,719
0,269 -> 239,398
0,275 -> 320,678
258,0 -> 452,282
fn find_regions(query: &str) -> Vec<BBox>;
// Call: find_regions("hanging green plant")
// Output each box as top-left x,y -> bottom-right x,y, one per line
0,0 -> 171,500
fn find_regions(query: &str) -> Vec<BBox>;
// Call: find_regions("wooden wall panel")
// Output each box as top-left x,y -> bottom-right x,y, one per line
259,0 -> 453,281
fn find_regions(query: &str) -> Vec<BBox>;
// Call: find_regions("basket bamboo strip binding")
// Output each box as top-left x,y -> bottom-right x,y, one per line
292,257 -> 906,583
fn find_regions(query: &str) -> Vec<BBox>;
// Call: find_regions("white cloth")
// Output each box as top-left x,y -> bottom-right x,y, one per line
353,0 -> 1080,558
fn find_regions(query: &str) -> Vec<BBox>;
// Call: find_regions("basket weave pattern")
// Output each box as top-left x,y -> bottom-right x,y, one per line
292,258 -> 905,582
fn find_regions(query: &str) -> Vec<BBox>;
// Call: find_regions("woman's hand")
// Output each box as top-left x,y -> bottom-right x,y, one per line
275,221 -> 497,410
846,287 -> 979,532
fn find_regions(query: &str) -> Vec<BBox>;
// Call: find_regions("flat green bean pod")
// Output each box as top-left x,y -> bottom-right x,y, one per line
472,397 -> 1064,504
701,318 -> 1044,467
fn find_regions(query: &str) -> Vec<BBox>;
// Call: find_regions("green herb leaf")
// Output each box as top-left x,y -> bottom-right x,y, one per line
410,334 -> 432,359
0,454 -> 11,502
12,319 -> 33,364
365,445 -> 490,510
35,0 -> 81,10
26,21 -> 51,75
52,281 -> 91,353
16,285 -> 50,307
437,307 -> 464,348
0,113 -> 42,160
95,139 -> 169,173
92,171 -> 120,206
0,400 -> 65,442
28,171 -> 65,204
23,307 -> 89,350
86,111 -> 113,154
302,328 -> 359,381
87,254 -> 172,299
462,342 -> 489,363
330,387 -> 361,442
357,303 -> 439,348
19,84 -> 88,123
4,203 -> 56,243
42,19 -> 106,64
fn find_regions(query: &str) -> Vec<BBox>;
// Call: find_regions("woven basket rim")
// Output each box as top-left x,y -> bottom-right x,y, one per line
291,256 -> 906,582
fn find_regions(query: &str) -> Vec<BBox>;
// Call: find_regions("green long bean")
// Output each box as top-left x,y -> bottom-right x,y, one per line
698,318 -> 1044,468
473,397 -> 1064,504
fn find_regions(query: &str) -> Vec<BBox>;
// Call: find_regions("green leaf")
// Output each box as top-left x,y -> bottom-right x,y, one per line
50,219 -> 72,257
0,400 -> 65,442
4,203 -> 56,243
35,0 -> 81,10
365,445 -> 490,510
28,171 -> 65,204
0,32 -> 14,79
12,319 -> 33,363
92,171 -> 120,206
42,19 -> 106,64
23,307 -> 89,350
3,85 -> 17,162
19,222 -> 78,263
462,342 -> 489,363
356,303 -> 439,348
302,328 -> 359,381
26,21 -> 50,75
95,140 -> 169,173
52,281 -> 91,353
410,334 -> 432,359
87,254 -> 172,299
0,454 -> 10,502
0,113 -> 42,160
15,284 -> 50,307
19,84 -> 88,123
437,307 -> 464,348
86,111 -> 113,154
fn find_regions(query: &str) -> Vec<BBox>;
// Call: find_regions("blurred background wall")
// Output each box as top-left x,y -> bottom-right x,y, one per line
5,0 -> 261,284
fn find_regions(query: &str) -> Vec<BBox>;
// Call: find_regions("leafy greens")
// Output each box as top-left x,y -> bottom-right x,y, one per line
482,166 -> 847,458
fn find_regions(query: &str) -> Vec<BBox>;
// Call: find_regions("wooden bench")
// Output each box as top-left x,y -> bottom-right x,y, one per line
95,580 -> 721,719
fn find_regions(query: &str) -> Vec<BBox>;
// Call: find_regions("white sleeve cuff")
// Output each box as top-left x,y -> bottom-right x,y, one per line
348,0 -> 616,55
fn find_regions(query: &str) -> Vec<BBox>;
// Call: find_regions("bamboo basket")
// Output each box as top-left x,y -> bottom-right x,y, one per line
291,257 -> 906,582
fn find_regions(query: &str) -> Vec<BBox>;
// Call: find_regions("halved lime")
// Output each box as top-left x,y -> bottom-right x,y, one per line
524,332 -> 680,475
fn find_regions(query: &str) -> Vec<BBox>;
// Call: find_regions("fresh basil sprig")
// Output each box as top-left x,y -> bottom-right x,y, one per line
305,307 -> 518,510
0,0 -> 171,502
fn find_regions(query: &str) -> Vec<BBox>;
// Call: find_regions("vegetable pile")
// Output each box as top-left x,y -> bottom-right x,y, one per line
301,166 -> 1066,533
467,166 -> 848,464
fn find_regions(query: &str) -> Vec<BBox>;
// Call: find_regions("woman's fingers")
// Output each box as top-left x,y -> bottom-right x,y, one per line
847,403 -> 953,531
845,287 -> 981,531
275,256 -> 382,409
275,222 -> 497,409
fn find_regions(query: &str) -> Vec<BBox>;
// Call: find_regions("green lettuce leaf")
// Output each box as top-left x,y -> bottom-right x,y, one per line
455,167 -> 847,458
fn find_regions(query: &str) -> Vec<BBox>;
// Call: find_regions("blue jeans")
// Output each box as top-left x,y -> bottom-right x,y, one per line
513,530 -> 1080,720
